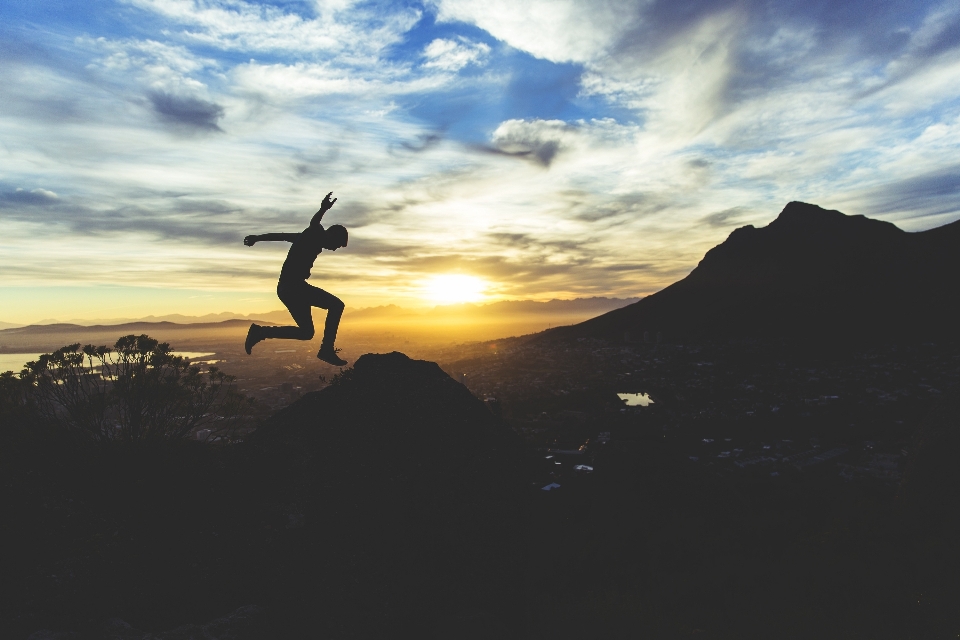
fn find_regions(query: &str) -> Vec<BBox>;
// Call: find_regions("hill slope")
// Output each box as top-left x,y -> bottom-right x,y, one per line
244,351 -> 527,636
548,202 -> 960,342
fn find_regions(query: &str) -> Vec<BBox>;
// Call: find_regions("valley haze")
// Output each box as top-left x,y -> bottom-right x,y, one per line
0,297 -> 637,358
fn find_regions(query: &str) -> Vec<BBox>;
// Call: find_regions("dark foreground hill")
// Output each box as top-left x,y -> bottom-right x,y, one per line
3,352 -> 526,639
244,352 -> 527,636
6,347 -> 960,638
548,202 -> 960,343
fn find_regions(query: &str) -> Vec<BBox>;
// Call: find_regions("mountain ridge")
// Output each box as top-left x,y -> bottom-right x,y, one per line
545,202 -> 960,343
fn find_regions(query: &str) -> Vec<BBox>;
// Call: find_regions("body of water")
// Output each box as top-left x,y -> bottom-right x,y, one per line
0,354 -> 42,374
617,392 -> 654,407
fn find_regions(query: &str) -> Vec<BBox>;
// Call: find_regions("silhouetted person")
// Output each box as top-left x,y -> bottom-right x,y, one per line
243,192 -> 349,366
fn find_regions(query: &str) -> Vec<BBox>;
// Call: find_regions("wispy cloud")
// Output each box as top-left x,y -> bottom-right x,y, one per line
422,37 -> 490,71
122,0 -> 420,55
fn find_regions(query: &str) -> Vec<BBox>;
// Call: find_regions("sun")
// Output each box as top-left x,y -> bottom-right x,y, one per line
422,274 -> 488,304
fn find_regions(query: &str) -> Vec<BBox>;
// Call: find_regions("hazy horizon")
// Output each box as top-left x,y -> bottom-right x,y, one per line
0,295 -> 639,328
0,296 -> 642,357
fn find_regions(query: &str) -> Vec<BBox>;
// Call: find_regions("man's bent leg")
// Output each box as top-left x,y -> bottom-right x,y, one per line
257,282 -> 316,341
321,296 -> 344,348
291,284 -> 342,346
301,285 -> 346,365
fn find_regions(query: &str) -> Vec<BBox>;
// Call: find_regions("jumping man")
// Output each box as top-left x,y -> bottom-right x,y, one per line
243,192 -> 349,366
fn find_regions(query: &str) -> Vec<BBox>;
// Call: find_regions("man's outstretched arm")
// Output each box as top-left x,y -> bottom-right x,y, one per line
309,192 -> 337,227
244,233 -> 299,246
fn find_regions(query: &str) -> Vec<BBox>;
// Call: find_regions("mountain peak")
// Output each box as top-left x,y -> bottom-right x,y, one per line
773,201 -> 846,224
548,202 -> 960,343
767,201 -> 902,237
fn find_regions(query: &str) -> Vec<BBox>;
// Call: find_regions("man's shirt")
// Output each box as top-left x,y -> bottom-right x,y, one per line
279,225 -> 326,282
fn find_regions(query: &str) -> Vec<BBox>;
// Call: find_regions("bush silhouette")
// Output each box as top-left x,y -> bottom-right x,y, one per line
14,334 -> 251,443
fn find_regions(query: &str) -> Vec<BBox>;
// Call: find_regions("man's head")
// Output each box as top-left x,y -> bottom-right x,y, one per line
323,224 -> 348,250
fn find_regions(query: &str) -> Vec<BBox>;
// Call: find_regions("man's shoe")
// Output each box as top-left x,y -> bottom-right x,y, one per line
317,345 -> 347,366
244,323 -> 263,355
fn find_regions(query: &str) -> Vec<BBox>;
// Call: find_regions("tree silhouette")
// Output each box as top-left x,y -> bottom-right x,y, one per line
17,334 -> 251,443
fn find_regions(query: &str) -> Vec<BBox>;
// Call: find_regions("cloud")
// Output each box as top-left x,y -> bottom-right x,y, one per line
881,3 -> 960,80
148,91 -> 225,131
89,36 -> 213,76
854,165 -> 960,220
439,0 -> 960,148
0,197 -> 249,244
433,0 -> 638,63
485,232 -> 584,253
228,60 -> 452,104
397,132 -> 444,153
490,119 -> 577,166
0,188 -> 60,206
701,207 -> 747,228
122,0 -> 419,55
422,37 -> 490,71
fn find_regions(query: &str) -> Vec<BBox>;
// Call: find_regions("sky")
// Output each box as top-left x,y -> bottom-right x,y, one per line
2,0 -> 960,324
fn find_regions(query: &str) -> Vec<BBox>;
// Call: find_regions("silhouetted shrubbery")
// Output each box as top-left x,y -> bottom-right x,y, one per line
10,334 -> 251,443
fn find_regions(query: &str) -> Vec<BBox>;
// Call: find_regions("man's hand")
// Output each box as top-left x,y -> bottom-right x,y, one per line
321,192 -> 337,212
243,235 -> 258,246
310,192 -> 338,226
314,191 -> 337,219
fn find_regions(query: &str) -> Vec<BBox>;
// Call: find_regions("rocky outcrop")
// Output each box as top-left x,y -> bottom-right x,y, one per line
240,352 -> 527,637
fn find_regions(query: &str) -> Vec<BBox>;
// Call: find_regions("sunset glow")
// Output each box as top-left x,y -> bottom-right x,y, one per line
422,275 -> 488,305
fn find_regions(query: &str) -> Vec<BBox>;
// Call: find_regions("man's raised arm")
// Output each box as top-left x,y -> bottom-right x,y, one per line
243,233 -> 299,246
309,191 -> 338,227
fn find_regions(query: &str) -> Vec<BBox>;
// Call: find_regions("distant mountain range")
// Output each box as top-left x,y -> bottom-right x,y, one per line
0,319 -> 254,337
547,202 -> 960,343
2,297 -> 638,330
0,297 -> 640,352
0,319 -> 258,356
